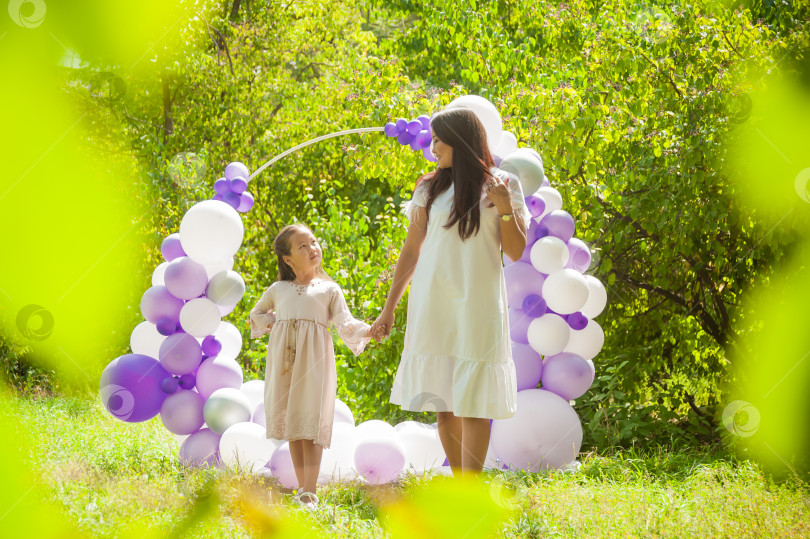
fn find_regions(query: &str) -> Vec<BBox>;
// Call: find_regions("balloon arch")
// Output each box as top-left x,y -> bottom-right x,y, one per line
99,95 -> 607,484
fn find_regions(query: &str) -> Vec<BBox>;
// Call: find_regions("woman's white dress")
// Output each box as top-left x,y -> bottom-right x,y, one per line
390,169 -> 530,419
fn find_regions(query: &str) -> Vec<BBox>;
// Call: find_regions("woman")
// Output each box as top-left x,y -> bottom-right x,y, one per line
371,107 -> 529,474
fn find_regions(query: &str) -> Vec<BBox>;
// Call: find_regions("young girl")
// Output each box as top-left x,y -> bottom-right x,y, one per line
250,224 -> 371,507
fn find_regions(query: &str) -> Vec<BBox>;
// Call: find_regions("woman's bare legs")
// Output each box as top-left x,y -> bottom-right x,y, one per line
288,439 -> 323,501
437,411 -> 492,475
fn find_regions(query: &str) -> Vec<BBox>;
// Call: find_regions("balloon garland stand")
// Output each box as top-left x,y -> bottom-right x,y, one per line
100,96 -> 607,486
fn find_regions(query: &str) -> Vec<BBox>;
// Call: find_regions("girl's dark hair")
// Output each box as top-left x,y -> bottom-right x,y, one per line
421,107 -> 496,240
273,224 -> 330,282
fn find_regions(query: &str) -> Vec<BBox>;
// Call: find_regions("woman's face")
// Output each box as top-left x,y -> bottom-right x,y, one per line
431,132 -> 454,169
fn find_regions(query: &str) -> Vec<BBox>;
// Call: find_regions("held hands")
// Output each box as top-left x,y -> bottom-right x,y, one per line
485,175 -> 512,215
370,308 -> 395,342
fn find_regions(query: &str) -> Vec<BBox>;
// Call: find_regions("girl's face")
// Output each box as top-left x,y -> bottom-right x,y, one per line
431,132 -> 454,169
283,229 -> 322,277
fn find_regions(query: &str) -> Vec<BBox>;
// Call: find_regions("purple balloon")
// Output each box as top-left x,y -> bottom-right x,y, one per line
99,354 -> 170,423
504,262 -> 546,308
179,428 -> 221,467
224,162 -> 249,181
422,147 -> 437,162
223,191 -> 241,209
508,307 -> 533,345
161,234 -> 186,262
566,238 -> 592,273
534,221 -> 550,241
161,376 -> 180,394
178,373 -> 196,390
384,122 -> 398,137
566,312 -> 589,330
417,115 -> 431,130
409,137 -> 423,151
161,389 -> 205,435
415,130 -> 432,149
397,131 -> 415,146
541,210 -> 576,242
201,335 -> 222,357
164,257 -> 209,301
229,177 -> 248,194
237,192 -> 255,213
214,178 -> 231,195
540,352 -> 594,400
159,332 -> 203,375
512,343 -> 543,391
212,194 -> 224,202
140,286 -> 184,325
522,294 -> 548,317
156,317 -> 178,336
395,118 -> 408,132
526,196 -> 546,218
407,119 -> 423,135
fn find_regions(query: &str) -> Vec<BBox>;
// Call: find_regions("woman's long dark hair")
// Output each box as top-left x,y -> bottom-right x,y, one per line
420,107 -> 496,240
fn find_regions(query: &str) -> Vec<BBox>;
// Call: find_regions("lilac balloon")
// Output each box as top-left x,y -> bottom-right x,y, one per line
508,307 -> 533,345
384,122 -> 398,137
504,262 -> 546,308
415,130 -> 432,149
542,176 -> 550,187
534,221 -> 550,241
493,154 -> 503,167
522,294 -> 548,318
541,352 -> 594,400
201,335 -> 222,357
566,238 -> 592,273
178,373 -> 196,390
214,178 -> 231,195
229,177 -> 248,194
223,191 -> 241,210
417,114 -> 431,130
512,343 -> 543,391
567,312 -> 589,331
196,357 -> 243,400
161,233 -> 186,262
99,354 -> 170,423
354,437 -> 406,484
140,286 -> 183,325
212,194 -> 224,202
270,442 -> 299,488
164,257 -> 209,300
156,317 -> 178,336
236,192 -> 255,213
224,162 -> 249,181
179,428 -> 221,467
159,332 -> 202,375
541,210 -> 576,242
526,196 -> 546,218
161,376 -> 180,394
397,131 -> 414,145
161,389 -> 205,434
395,118 -> 408,132
409,137 -> 423,151
407,120 -> 423,135
422,147 -> 437,162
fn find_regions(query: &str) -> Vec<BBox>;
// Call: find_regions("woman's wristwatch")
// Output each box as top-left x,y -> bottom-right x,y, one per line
498,210 -> 514,222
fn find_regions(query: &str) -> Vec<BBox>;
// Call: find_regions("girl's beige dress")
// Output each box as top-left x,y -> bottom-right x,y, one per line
389,168 -> 530,419
249,279 -> 370,448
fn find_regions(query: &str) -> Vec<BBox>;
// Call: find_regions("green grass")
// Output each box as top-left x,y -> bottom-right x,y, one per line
6,395 -> 810,538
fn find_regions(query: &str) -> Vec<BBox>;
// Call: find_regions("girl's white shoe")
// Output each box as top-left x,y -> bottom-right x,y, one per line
293,491 -> 319,509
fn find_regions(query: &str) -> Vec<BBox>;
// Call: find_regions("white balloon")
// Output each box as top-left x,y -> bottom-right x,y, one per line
152,262 -> 169,286
499,151 -> 545,195
240,380 -> 265,410
563,319 -> 604,361
204,257 -> 235,280
527,314 -> 571,356
211,321 -> 243,361
203,387 -> 252,435
130,321 -> 165,359
319,423 -> 358,484
334,399 -> 355,426
542,269 -> 589,315
206,270 -> 245,306
581,276 -> 607,319
491,389 -> 582,472
495,131 -> 518,158
446,95 -> 503,151
397,422 -> 446,474
536,186 -> 562,219
179,298 -> 221,338
530,236 -> 569,274
179,200 -> 244,266
219,421 -> 279,472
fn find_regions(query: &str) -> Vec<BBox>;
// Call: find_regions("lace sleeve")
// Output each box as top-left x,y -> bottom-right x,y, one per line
402,180 -> 430,224
249,284 -> 277,339
329,285 -> 371,357
496,169 -> 531,230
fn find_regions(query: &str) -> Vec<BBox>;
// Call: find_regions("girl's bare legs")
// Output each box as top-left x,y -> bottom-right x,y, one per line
437,411 -> 463,470
437,412 -> 492,475
289,439 -> 323,501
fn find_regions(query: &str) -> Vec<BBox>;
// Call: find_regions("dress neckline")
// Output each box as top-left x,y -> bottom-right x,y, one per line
287,278 -> 322,295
